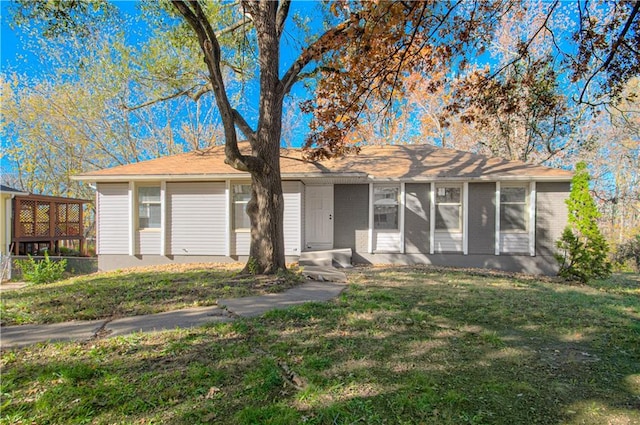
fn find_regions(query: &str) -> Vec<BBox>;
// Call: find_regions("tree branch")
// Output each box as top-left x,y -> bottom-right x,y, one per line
280,13 -> 361,96
276,0 -> 291,37
384,2 -> 432,115
190,82 -> 213,102
578,0 -> 640,103
233,109 -> 256,140
489,0 -> 559,80
171,0 -> 262,173
217,16 -> 252,37
121,87 -> 195,111
623,40 -> 639,56
121,83 -> 212,111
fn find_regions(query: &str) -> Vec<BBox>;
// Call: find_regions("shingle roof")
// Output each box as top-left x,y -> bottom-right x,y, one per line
0,185 -> 29,195
74,143 -> 573,182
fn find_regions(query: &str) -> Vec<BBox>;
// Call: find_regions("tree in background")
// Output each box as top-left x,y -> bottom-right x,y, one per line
580,79 -> 640,251
614,234 -> 640,271
1,5 -> 229,199
556,162 -> 612,283
449,58 -> 574,163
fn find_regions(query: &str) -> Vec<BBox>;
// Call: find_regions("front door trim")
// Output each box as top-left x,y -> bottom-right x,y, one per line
304,185 -> 334,250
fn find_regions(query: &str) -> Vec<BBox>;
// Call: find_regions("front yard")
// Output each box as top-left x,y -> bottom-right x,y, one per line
0,263 -> 301,326
1,266 -> 639,424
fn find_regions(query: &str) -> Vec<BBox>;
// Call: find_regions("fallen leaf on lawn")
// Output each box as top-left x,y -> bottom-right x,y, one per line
205,386 -> 222,399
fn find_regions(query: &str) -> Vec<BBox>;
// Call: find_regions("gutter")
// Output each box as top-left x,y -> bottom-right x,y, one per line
73,173 -> 572,183
72,172 -> 369,182
367,175 -> 573,183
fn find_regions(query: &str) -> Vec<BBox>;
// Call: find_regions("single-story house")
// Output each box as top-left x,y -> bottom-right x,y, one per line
74,143 -> 572,275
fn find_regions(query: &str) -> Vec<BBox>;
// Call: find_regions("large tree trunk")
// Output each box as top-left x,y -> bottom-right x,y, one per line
244,0 -> 287,274
173,0 -> 292,274
247,167 -> 286,274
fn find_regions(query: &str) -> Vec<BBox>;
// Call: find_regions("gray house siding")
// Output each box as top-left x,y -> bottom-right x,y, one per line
352,180 -> 569,275
282,181 -> 303,256
536,182 -> 570,257
96,183 -> 129,255
167,182 -> 226,255
468,182 -> 496,255
94,178 -> 570,276
353,252 -> 561,275
136,231 -> 161,255
404,183 -> 430,254
333,184 -> 369,251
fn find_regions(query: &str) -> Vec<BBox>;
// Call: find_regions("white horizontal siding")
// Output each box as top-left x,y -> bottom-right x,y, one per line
233,181 -> 302,256
97,183 -> 129,255
167,182 -> 226,255
233,232 -> 251,256
500,233 -> 529,254
374,231 -> 402,252
283,181 -> 302,255
136,231 -> 160,255
435,232 -> 463,253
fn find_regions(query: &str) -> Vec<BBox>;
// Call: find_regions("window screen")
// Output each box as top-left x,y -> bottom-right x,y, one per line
500,186 -> 527,231
435,186 -> 462,231
138,187 -> 161,229
233,184 -> 252,230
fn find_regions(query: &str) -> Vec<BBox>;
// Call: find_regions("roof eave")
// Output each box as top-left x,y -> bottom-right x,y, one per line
72,174 -> 241,182
72,172 -> 369,182
368,175 -> 573,182
73,173 -> 572,183
1,190 -> 30,196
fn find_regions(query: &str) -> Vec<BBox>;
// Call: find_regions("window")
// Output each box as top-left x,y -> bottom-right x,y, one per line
500,185 -> 528,232
233,184 -> 251,231
374,186 -> 399,230
435,185 -> 462,231
138,187 -> 161,229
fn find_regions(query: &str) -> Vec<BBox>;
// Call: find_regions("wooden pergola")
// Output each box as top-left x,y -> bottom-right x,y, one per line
12,193 -> 90,256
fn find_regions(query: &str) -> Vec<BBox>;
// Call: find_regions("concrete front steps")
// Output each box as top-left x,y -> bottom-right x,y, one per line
298,248 -> 352,283
298,248 -> 353,268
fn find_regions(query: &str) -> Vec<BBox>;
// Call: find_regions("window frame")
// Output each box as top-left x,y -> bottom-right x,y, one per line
137,186 -> 161,230
232,183 -> 252,232
499,184 -> 529,233
434,184 -> 463,232
373,185 -> 400,230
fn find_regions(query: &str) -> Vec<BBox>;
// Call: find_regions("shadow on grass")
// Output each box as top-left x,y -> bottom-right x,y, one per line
0,265 -> 301,325
2,268 -> 639,424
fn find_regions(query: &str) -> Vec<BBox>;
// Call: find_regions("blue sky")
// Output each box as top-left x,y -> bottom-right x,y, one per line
1,1 -> 40,79
1,0 -> 23,178
1,1 -> 22,71
1,2 -> 17,69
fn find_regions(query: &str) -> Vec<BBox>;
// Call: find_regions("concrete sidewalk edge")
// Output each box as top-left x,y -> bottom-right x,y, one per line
0,279 -> 347,349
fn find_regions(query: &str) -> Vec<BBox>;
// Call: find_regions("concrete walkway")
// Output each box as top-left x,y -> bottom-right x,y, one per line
0,280 -> 346,349
0,281 -> 27,291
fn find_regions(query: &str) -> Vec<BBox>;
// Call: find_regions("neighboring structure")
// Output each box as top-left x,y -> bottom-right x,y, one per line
0,185 -> 89,256
1,185 -> 29,258
74,144 -> 572,275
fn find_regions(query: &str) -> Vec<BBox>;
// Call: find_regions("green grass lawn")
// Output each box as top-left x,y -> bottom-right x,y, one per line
0,263 -> 302,326
1,266 -> 639,424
